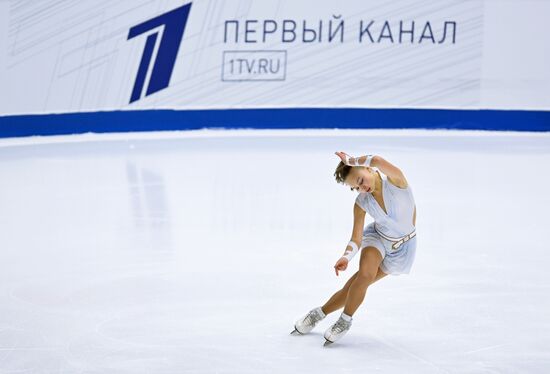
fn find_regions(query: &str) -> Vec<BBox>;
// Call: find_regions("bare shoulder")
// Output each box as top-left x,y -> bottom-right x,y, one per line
371,156 -> 409,189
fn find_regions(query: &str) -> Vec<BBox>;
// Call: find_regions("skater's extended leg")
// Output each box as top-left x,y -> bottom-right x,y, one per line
321,267 -> 386,315
323,247 -> 383,345
342,246 -> 383,317
292,265 -> 385,335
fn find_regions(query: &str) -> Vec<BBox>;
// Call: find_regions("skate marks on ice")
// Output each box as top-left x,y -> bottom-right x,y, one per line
368,333 -> 452,373
289,318 -> 448,369
1,131 -> 549,373
92,315 -> 294,372
462,344 -> 508,355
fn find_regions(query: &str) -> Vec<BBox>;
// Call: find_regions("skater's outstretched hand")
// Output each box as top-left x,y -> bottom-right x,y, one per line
334,257 -> 348,276
335,151 -> 357,166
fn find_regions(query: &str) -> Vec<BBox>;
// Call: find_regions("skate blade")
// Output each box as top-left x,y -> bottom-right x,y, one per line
323,339 -> 334,347
290,328 -> 302,336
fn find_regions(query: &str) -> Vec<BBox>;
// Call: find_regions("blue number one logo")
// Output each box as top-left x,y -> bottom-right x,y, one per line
127,3 -> 192,103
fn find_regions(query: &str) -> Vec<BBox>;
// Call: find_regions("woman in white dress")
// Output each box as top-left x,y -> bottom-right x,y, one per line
291,152 -> 417,346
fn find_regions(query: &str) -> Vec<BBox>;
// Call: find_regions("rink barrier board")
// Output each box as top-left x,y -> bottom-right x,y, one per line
0,108 -> 549,137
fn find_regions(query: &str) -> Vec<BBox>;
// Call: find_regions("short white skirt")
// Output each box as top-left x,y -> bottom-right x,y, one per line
360,223 -> 417,275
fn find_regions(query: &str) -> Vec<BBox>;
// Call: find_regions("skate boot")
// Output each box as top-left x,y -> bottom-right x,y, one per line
290,307 -> 326,335
323,313 -> 352,346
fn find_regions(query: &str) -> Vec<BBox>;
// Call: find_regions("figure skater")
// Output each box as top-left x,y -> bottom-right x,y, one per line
291,152 -> 417,346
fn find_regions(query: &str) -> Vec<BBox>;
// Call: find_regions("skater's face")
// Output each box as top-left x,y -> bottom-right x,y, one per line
345,167 -> 377,193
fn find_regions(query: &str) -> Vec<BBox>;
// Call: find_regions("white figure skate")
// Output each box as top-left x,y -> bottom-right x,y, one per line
323,314 -> 352,346
290,307 -> 326,335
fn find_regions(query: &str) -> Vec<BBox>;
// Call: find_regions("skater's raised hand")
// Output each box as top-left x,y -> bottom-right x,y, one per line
335,151 -> 373,167
335,151 -> 357,166
334,257 -> 348,276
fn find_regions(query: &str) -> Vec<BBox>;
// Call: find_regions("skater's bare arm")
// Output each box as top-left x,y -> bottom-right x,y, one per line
370,155 -> 408,189
349,202 -> 366,249
335,151 -> 408,189
334,203 -> 365,276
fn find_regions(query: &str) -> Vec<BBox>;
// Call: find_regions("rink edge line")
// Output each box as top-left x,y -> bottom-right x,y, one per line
1,128 -> 550,148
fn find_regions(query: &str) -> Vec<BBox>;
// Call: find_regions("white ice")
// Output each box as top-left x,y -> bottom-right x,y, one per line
0,129 -> 549,373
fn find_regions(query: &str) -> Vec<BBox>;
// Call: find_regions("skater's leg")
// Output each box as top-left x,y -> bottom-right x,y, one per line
321,266 -> 387,315
342,246 -> 383,317
320,273 -> 358,315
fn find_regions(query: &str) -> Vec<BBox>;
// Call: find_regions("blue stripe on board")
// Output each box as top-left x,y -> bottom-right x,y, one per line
0,108 -> 549,137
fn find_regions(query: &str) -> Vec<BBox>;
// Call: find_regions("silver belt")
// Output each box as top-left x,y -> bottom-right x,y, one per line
374,224 -> 416,250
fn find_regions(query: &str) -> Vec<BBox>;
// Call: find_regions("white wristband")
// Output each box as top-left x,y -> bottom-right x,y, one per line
346,154 -> 374,167
342,241 -> 359,262
362,155 -> 374,167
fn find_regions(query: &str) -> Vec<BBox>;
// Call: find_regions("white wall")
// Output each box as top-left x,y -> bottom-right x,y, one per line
1,0 -> 549,116
481,0 -> 550,110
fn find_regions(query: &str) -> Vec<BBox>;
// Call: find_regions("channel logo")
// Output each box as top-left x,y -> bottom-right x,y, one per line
127,3 -> 192,103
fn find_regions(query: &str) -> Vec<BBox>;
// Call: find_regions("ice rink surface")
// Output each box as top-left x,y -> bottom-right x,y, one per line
1,129 -> 549,373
